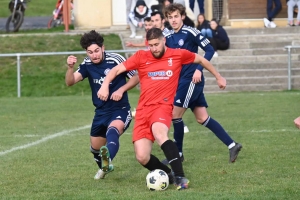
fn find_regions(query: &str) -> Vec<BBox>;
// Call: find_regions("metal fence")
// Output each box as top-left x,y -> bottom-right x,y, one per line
284,45 -> 300,90
0,50 -> 137,98
0,46 -> 298,97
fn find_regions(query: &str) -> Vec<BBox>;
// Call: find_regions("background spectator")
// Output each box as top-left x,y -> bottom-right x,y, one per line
287,0 -> 300,26
126,0 -> 137,29
209,18 -> 229,56
263,0 -> 282,28
128,0 -> 152,38
189,0 -> 204,14
196,14 -> 212,38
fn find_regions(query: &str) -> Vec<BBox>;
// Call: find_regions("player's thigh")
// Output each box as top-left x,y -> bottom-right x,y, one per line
109,106 -> 132,134
172,105 -> 187,119
134,138 -> 153,164
90,113 -> 108,149
193,106 -> 209,124
152,122 -> 169,146
174,81 -> 204,109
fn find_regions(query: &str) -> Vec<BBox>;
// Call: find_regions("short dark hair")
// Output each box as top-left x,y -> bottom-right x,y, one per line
144,17 -> 151,22
151,11 -> 164,20
80,30 -> 104,50
164,3 -> 186,18
146,28 -> 164,41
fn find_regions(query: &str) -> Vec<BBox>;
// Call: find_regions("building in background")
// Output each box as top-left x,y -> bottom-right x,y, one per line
73,0 -> 290,29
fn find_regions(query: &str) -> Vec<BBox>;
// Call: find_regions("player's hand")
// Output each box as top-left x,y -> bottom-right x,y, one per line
97,86 -> 109,101
138,22 -> 143,28
192,69 -> 202,83
294,117 -> 300,129
216,76 -> 226,90
67,55 -> 77,68
126,42 -> 133,47
111,88 -> 124,101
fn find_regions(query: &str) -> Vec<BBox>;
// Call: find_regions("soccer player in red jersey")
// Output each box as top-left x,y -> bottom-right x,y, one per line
97,28 -> 226,190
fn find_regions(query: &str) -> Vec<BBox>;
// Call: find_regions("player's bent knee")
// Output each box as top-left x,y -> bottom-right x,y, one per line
135,153 -> 150,165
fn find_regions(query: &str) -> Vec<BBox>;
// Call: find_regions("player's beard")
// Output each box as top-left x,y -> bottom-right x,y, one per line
151,46 -> 165,59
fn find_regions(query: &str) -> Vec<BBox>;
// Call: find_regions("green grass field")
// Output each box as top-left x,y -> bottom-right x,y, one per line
1,91 -> 300,199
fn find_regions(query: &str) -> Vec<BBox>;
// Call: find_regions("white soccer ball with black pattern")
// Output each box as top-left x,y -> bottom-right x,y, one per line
146,169 -> 169,191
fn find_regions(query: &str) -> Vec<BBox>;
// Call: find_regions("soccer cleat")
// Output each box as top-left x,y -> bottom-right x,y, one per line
167,171 -> 175,184
161,155 -> 184,165
184,125 -> 189,133
100,146 -> 111,172
174,176 -> 189,190
229,143 -> 242,163
94,164 -> 114,179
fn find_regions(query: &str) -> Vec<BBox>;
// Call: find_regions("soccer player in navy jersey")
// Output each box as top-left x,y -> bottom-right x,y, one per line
161,3 -> 242,164
65,30 -> 139,179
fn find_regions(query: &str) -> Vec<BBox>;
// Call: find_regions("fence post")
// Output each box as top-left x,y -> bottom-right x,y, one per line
17,54 -> 21,98
287,47 -> 291,90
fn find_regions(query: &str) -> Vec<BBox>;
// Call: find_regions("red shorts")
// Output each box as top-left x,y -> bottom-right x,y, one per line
132,104 -> 173,143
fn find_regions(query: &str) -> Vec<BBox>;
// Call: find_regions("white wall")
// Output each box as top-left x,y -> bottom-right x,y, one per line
112,0 -> 157,26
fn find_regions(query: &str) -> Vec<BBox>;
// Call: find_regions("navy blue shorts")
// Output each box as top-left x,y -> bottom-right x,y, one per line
90,105 -> 132,137
174,81 -> 208,111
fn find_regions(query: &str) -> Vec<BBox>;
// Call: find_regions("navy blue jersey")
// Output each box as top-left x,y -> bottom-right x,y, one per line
77,52 -> 136,113
164,25 -> 214,81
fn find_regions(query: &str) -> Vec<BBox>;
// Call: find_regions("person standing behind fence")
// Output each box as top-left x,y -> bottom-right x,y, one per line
287,0 -> 300,26
263,0 -> 282,28
196,14 -> 212,38
128,0 -> 152,38
209,18 -> 229,57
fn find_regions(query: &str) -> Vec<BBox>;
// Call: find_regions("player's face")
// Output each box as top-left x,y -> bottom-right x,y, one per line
210,20 -> 218,30
144,21 -> 153,32
86,44 -> 104,64
148,37 -> 166,59
151,14 -> 164,30
167,10 -> 184,32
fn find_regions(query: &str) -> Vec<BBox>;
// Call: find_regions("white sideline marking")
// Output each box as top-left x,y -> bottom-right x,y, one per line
0,125 -> 90,157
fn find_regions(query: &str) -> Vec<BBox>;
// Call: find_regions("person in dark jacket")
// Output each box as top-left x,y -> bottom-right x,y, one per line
209,18 -> 229,56
196,14 -> 212,38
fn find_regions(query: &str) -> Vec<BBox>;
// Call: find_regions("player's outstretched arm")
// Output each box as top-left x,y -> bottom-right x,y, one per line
97,63 -> 127,101
193,53 -> 226,90
110,73 -> 140,101
294,116 -> 300,129
65,55 -> 83,86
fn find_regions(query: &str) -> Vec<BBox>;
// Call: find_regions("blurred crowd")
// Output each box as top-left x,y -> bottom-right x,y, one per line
126,0 -> 230,52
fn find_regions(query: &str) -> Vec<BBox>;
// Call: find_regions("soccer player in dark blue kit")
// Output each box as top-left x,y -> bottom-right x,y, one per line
161,3 -> 242,164
65,30 -> 139,179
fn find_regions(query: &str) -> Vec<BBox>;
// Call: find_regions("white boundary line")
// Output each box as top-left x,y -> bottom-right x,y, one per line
0,125 -> 90,157
1,126 -> 298,157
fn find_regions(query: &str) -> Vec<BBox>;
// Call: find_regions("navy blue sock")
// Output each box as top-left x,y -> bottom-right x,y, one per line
106,127 -> 120,161
202,116 -> 234,146
90,147 -> 101,168
173,118 -> 184,153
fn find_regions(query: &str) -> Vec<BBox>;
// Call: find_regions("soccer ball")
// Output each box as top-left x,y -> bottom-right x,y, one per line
146,169 -> 169,191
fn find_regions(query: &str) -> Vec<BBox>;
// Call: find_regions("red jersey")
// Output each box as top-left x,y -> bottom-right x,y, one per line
123,48 -> 196,109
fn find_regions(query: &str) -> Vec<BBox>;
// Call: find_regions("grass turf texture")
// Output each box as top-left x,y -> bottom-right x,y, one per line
0,91 -> 300,199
